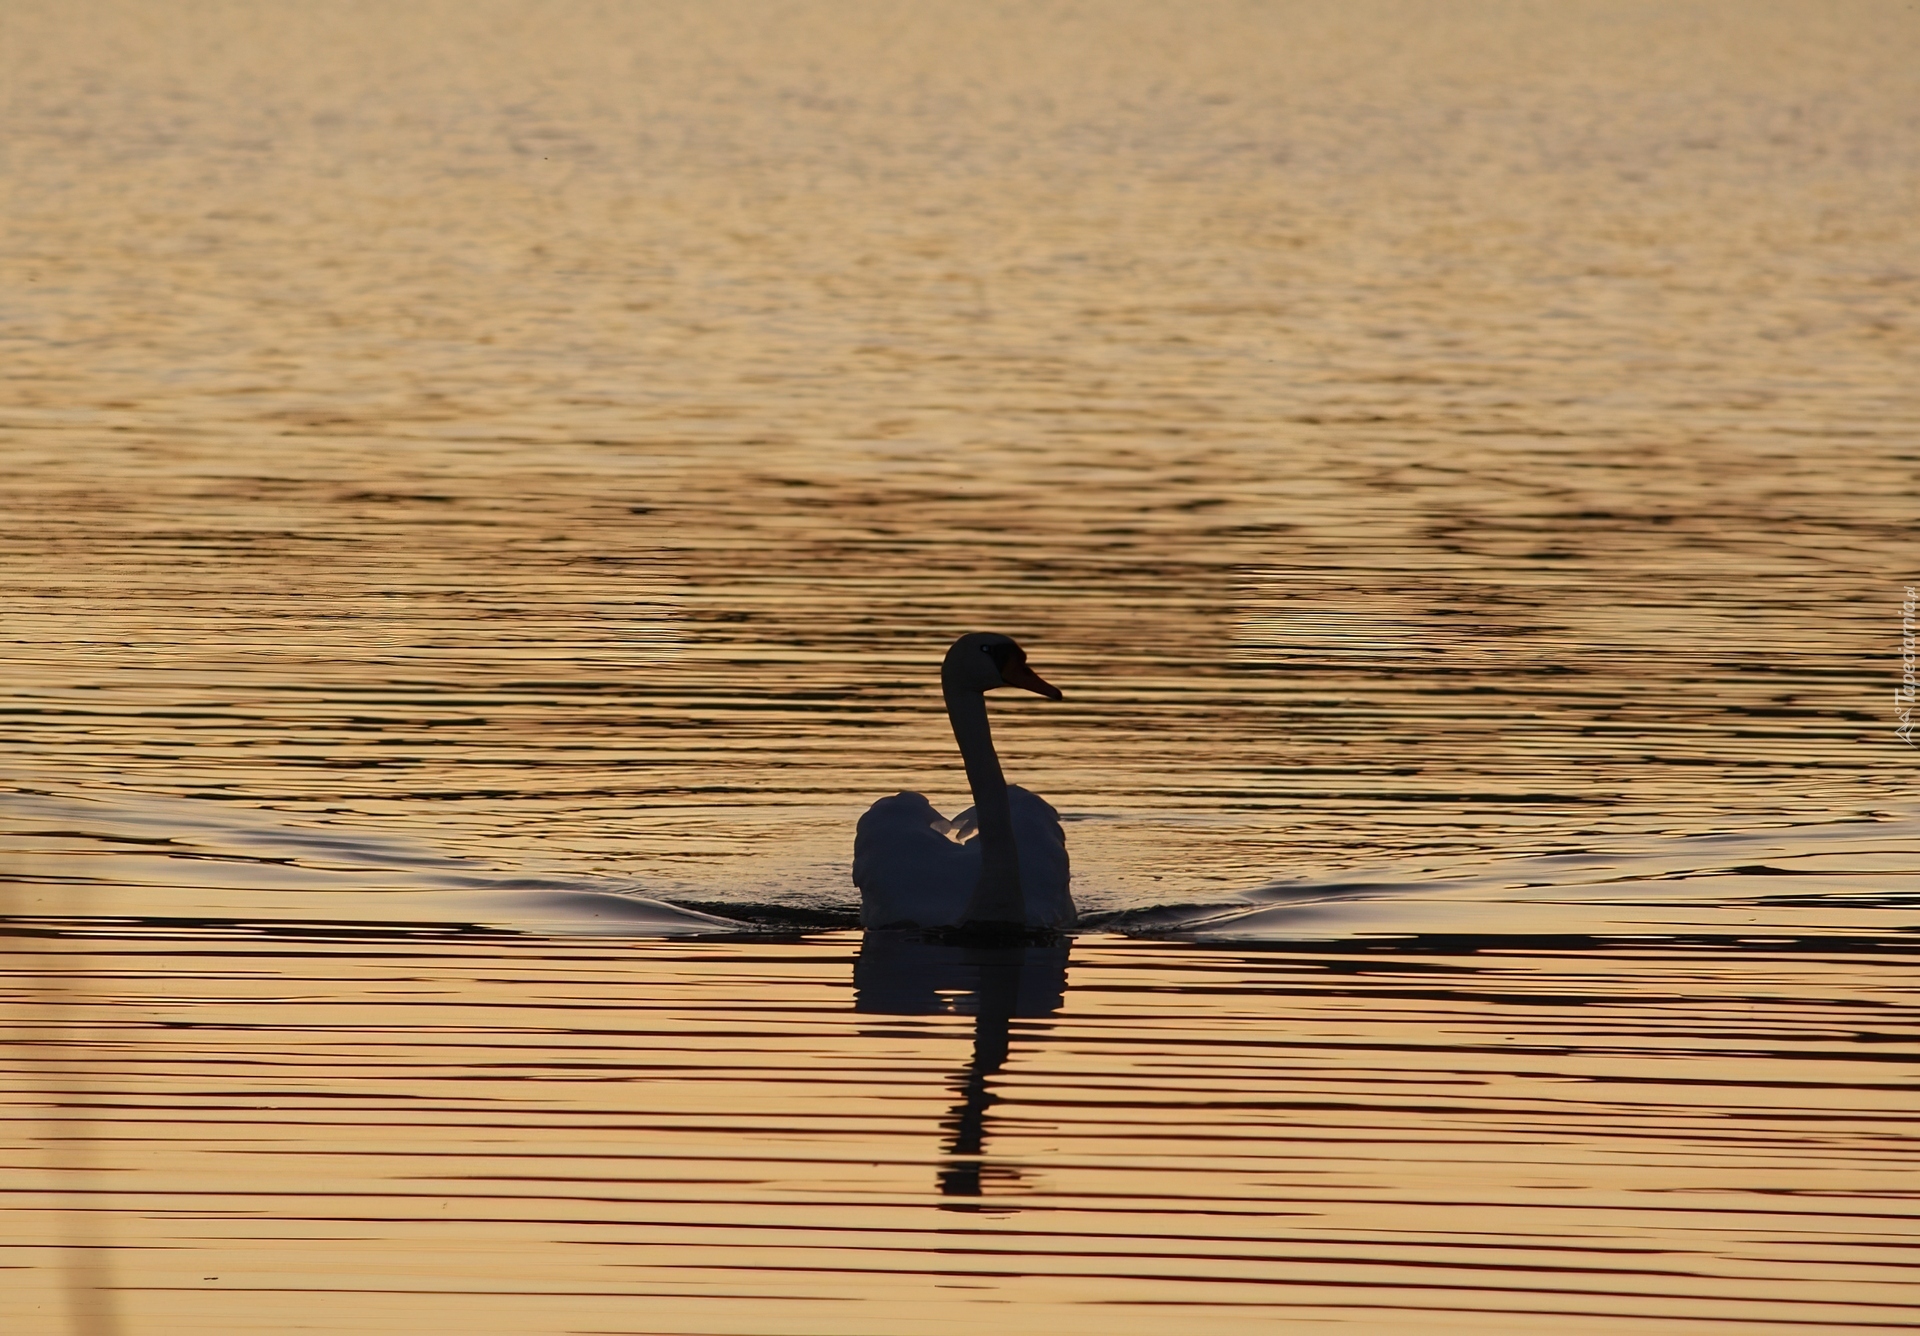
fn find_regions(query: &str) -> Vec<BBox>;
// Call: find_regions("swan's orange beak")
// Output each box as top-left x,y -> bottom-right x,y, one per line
1001,659 -> 1063,700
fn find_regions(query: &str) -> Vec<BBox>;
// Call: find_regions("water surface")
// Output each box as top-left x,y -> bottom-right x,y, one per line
4,2 -> 1919,1331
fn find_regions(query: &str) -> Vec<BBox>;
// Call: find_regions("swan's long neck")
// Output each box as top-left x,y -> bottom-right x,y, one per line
944,686 -> 1023,924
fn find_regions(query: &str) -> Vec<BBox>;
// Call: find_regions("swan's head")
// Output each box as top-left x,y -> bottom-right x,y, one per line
941,632 -> 1064,700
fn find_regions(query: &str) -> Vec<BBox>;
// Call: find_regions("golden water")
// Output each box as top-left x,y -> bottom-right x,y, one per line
4,2 -> 1919,1331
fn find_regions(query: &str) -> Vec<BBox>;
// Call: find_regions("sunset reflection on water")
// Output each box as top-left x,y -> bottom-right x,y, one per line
4,1 -> 1919,1331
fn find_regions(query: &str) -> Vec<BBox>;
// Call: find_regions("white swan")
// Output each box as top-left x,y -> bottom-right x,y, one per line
854,632 -> 1075,932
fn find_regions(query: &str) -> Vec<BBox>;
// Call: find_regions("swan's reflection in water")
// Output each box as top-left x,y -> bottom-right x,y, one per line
853,931 -> 1069,1202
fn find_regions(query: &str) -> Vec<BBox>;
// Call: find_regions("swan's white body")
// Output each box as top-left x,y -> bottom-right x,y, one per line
853,633 -> 1076,931
855,787 -> 1073,929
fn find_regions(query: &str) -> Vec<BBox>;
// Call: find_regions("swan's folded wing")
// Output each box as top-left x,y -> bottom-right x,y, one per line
853,792 -> 977,928
1008,785 -> 1075,927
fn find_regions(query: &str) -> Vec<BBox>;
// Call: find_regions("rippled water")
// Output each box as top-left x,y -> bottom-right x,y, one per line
5,1 -> 1920,1331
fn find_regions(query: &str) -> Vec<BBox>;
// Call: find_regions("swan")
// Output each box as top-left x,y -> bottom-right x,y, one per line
853,632 -> 1075,934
